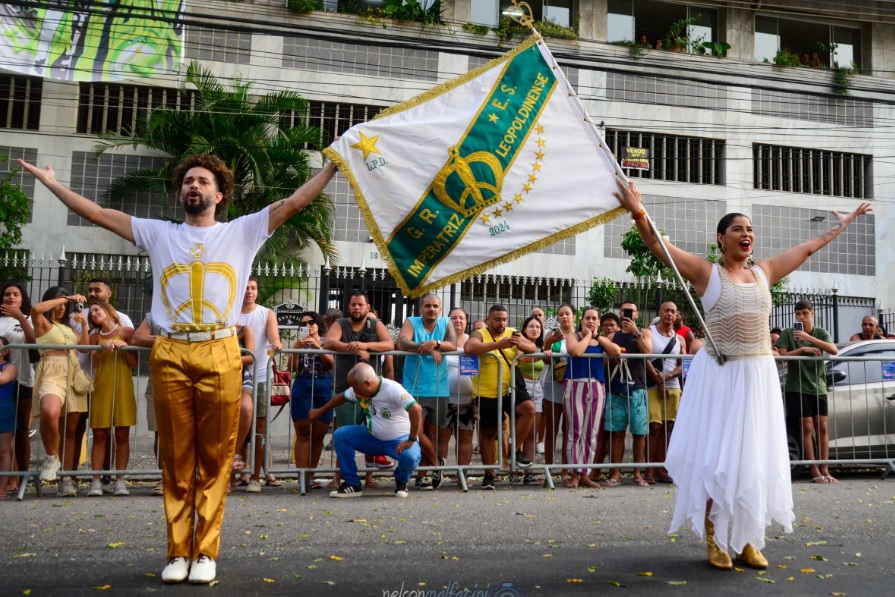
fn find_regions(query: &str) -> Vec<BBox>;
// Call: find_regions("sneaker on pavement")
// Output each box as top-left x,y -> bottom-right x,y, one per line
161,557 -> 190,583
58,478 -> 77,497
514,451 -> 533,469
188,555 -> 216,584
374,455 -> 393,469
431,459 -> 444,490
509,473 -> 523,485
39,455 -> 61,482
522,473 -> 539,486
480,473 -> 496,490
29,428 -> 37,438
101,481 -> 115,495
395,481 -> 408,498
414,477 -> 433,491
113,479 -> 129,496
245,480 -> 262,493
330,482 -> 363,498
88,479 -> 103,497
536,441 -> 545,455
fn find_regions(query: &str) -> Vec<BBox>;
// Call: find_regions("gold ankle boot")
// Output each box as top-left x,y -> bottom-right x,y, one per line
736,544 -> 768,569
705,515 -> 733,570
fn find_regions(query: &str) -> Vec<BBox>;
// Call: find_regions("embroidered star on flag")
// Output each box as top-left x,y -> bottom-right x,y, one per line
324,34 -> 626,297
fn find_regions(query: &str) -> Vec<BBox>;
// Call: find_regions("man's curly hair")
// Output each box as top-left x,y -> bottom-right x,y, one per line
171,154 -> 235,219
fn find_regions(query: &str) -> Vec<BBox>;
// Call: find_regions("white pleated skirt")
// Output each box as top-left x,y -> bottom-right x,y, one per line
666,350 -> 794,553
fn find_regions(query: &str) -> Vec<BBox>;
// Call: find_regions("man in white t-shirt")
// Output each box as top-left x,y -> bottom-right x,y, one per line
236,275 -> 282,492
309,362 -> 422,498
646,301 -> 682,484
20,153 -> 337,584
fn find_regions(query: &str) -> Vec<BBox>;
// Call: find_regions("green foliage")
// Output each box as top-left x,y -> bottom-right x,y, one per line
0,156 -> 32,252
620,224 -> 671,280
493,18 -> 576,46
382,0 -> 444,25
772,48 -> 802,67
92,62 -> 337,266
662,16 -> 699,53
610,39 -> 648,59
462,23 -> 490,35
534,19 -> 577,40
832,64 -> 855,96
588,277 -> 619,314
286,0 -> 318,14
697,41 -> 730,58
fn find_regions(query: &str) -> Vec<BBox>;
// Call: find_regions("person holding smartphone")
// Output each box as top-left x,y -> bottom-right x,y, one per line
775,300 -> 838,483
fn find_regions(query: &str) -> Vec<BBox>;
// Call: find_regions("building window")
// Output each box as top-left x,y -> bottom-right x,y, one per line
185,27 -> 251,65
77,84 -> 196,135
604,130 -> 724,186
752,144 -> 871,199
0,75 -> 42,130
281,101 -> 385,148
754,15 -> 861,69
608,0 -> 717,52
470,1 -> 574,28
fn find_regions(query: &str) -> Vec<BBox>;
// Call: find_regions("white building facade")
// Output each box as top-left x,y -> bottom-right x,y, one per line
1,0 -> 890,332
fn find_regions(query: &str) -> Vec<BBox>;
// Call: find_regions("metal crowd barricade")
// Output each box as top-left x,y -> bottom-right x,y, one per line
8,343 -> 895,501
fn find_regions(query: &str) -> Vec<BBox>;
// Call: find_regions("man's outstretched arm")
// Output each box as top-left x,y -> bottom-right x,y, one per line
19,160 -> 135,242
267,162 -> 339,233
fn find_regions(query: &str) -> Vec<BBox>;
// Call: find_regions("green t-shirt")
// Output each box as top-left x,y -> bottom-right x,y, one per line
777,326 -> 832,396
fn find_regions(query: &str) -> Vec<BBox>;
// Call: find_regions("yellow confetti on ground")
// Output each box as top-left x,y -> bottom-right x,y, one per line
776,565 -> 787,569
636,572 -> 653,577
23,590 -> 31,596
263,578 -> 275,583
93,586 -> 111,591
330,556 -> 344,561
566,579 -> 583,583
800,568 -> 816,574
106,542 -> 125,549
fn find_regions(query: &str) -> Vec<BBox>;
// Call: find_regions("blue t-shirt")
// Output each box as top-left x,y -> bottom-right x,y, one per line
402,316 -> 450,398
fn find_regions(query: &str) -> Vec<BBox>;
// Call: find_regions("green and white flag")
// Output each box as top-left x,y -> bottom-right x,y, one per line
324,35 -> 626,298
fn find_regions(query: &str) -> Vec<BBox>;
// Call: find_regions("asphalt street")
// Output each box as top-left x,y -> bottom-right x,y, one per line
2,470 -> 894,596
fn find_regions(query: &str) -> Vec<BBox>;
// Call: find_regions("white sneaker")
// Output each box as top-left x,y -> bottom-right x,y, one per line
39,455 -> 61,482
161,557 -> 190,583
245,480 -> 261,493
101,481 -> 115,495
536,442 -> 545,455
189,555 -> 216,584
88,479 -> 103,497
113,479 -> 129,496
58,478 -> 77,497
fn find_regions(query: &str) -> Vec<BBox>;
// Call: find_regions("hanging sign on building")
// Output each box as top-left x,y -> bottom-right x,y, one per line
621,147 -> 650,171
324,34 -> 627,298
0,0 -> 184,81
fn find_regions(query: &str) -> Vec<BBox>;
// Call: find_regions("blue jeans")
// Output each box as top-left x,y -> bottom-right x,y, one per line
333,425 -> 421,486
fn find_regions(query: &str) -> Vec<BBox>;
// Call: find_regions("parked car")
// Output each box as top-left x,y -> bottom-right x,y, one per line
785,339 -> 895,474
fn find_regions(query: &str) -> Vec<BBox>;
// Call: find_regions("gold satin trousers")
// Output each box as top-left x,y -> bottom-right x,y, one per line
151,335 -> 242,560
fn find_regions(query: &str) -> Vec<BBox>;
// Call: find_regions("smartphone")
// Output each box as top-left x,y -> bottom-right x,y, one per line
297,326 -> 310,340
512,330 -> 522,337
622,308 -> 634,320
793,322 -> 804,332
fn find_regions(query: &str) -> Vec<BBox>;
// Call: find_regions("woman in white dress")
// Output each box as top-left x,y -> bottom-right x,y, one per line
615,179 -> 871,570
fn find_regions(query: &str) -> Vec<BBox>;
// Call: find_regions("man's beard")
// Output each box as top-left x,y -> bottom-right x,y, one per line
182,193 -> 214,215
350,312 -> 367,322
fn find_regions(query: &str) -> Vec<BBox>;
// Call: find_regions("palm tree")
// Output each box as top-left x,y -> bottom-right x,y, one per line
94,61 -> 338,264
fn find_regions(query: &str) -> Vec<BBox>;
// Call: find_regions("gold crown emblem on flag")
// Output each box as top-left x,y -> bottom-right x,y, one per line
431,146 -> 505,218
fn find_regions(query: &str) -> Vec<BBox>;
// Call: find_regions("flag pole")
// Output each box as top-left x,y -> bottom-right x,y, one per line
507,0 -> 726,364
644,214 -> 727,365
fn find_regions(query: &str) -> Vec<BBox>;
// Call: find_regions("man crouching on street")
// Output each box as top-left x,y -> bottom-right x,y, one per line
309,362 -> 422,498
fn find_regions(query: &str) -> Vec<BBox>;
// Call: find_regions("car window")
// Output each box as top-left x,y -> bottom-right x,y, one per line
832,350 -> 895,386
